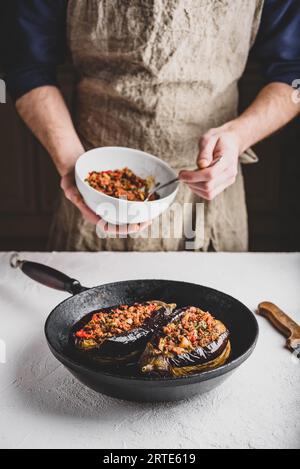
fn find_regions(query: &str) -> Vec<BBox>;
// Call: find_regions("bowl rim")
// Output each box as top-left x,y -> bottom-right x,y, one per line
75,146 -> 179,205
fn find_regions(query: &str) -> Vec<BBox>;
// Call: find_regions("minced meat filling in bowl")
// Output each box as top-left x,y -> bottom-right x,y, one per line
85,167 -> 158,201
158,307 -> 226,355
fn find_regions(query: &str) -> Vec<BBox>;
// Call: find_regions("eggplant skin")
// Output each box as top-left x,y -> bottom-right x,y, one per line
166,341 -> 231,377
71,301 -> 176,364
139,307 -> 230,376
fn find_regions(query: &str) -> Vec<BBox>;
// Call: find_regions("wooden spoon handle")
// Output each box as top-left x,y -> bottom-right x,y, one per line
257,301 -> 300,350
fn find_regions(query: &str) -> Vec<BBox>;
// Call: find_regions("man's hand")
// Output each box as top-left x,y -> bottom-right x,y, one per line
61,171 -> 150,234
16,87 -> 149,235
180,83 -> 300,201
179,125 -> 240,201
61,172 -> 100,224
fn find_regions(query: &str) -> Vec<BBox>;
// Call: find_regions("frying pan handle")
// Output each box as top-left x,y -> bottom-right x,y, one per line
10,254 -> 88,295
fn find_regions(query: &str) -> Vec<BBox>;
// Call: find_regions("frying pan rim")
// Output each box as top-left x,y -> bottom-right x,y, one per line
44,278 -> 259,383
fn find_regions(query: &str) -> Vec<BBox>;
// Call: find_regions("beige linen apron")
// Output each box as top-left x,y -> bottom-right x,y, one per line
49,0 -> 264,252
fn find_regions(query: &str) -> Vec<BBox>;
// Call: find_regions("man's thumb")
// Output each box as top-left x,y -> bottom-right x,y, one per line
197,134 -> 217,169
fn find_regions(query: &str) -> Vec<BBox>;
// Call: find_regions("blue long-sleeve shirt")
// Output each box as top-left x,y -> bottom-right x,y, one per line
4,0 -> 300,101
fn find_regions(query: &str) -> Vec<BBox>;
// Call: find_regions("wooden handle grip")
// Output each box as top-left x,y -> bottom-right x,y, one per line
257,301 -> 300,350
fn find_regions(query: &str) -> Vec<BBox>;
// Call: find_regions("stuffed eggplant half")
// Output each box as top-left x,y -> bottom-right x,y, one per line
72,301 -> 176,364
140,306 -> 231,376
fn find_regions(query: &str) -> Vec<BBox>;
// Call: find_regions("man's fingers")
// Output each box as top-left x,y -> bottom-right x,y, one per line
75,198 -> 100,225
97,218 -> 108,232
64,184 -> 100,224
138,221 -> 151,232
187,168 -> 231,192
197,133 -> 219,169
83,210 -> 100,225
118,223 -> 140,235
189,176 -> 236,201
179,157 -> 227,183
97,222 -> 130,235
180,127 -> 240,199
179,169 -> 205,183
97,220 -> 151,235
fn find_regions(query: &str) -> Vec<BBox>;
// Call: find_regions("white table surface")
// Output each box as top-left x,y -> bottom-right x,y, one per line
0,251 -> 299,449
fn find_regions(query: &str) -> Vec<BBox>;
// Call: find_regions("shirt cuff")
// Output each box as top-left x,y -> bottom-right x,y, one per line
5,64 -> 58,101
262,61 -> 300,87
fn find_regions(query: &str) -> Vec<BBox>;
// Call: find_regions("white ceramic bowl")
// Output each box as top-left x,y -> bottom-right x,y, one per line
75,147 -> 178,225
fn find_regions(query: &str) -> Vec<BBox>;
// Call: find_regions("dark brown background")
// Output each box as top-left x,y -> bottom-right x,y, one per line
0,61 -> 299,251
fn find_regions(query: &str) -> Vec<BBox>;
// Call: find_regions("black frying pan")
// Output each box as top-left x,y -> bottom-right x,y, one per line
11,256 -> 258,402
